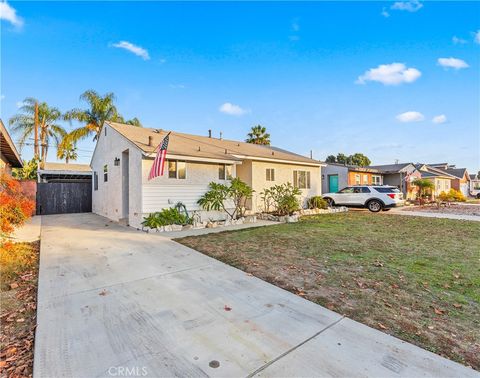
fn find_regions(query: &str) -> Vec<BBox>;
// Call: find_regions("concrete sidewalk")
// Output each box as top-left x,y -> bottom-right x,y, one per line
34,213 -> 477,378
9,215 -> 41,242
390,208 -> 480,222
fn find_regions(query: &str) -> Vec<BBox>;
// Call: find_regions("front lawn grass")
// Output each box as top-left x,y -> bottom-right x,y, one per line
176,212 -> 480,370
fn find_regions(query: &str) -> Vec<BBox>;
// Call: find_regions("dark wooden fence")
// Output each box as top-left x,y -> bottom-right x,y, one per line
36,182 -> 92,215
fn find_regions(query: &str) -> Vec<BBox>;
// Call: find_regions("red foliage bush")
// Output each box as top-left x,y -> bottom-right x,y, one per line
0,174 -> 35,235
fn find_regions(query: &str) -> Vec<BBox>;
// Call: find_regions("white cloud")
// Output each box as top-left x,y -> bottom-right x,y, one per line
0,94 -> 5,101
169,84 -> 185,89
112,41 -> 150,60
356,63 -> 421,85
474,30 -> 480,44
291,18 -> 300,32
432,114 -> 447,124
219,102 -> 248,116
437,57 -> 469,69
0,1 -> 23,27
452,36 -> 467,45
16,101 -> 24,108
396,111 -> 425,123
391,0 -> 423,12
381,8 -> 390,17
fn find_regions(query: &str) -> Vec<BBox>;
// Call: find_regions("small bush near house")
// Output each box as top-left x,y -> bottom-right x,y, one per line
439,189 -> 466,203
412,178 -> 435,201
142,208 -> 189,229
307,196 -> 328,210
260,183 -> 301,216
0,174 -> 35,236
197,178 -> 253,219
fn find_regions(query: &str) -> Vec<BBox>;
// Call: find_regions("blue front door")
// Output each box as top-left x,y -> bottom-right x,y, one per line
329,175 -> 339,193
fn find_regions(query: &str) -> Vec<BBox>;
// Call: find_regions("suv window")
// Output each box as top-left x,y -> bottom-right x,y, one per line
374,187 -> 400,193
353,187 -> 371,193
339,187 -> 354,193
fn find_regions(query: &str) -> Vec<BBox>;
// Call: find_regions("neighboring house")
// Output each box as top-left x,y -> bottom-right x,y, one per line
428,163 -> 470,197
0,119 -> 23,174
322,163 -> 383,193
415,164 -> 457,198
367,163 -> 421,200
91,122 -> 323,228
38,162 -> 92,183
469,174 -> 480,197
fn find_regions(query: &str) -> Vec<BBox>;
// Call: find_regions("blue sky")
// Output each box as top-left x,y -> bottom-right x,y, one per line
1,1 -> 479,171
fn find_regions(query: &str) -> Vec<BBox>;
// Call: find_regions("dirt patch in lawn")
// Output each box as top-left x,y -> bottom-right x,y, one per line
403,204 -> 480,216
0,241 -> 40,378
176,212 -> 480,370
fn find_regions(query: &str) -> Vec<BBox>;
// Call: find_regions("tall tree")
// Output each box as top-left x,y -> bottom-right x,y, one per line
348,153 -> 371,167
246,125 -> 270,145
325,155 -> 336,163
57,137 -> 78,164
336,153 -> 348,164
9,98 -> 65,164
64,90 -> 125,142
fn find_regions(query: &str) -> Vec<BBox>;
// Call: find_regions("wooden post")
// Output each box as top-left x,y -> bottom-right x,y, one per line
34,102 -> 39,158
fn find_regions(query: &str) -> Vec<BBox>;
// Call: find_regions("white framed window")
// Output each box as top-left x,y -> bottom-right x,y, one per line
293,170 -> 311,189
363,174 -> 368,184
372,175 -> 382,185
354,174 -> 361,185
218,164 -> 233,180
103,165 -> 108,182
266,168 -> 275,181
168,160 -> 186,179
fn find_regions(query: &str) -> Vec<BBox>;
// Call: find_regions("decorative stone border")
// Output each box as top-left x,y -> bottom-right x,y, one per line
257,207 -> 348,223
144,215 -> 257,233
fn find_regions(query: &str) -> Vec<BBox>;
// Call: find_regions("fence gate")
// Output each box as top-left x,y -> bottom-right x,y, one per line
36,182 -> 92,215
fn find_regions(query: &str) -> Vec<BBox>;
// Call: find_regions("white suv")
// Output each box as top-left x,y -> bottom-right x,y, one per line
322,186 -> 404,212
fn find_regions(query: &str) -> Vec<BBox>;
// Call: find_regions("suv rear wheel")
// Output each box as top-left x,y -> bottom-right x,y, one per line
367,199 -> 383,212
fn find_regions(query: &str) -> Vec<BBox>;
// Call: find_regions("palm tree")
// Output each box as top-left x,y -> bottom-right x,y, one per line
9,98 -> 65,164
57,137 -> 78,164
64,90 -> 124,142
246,125 -> 271,145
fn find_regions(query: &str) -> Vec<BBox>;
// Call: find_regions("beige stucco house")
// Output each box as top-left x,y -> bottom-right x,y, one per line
90,122 -> 322,228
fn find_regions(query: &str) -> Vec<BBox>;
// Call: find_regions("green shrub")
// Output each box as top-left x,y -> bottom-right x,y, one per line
142,207 -> 188,229
197,178 -> 253,219
307,196 -> 328,209
260,183 -> 301,216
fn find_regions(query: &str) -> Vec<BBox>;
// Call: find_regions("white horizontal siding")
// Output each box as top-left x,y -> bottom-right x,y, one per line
142,184 -> 207,213
142,184 -> 235,214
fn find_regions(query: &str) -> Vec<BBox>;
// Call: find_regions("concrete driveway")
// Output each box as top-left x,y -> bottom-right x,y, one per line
34,213 -> 477,378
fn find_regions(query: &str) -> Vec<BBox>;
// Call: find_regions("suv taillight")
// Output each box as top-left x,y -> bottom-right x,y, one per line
387,193 -> 395,199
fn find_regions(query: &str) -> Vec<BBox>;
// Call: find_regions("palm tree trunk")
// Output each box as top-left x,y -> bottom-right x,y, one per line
40,118 -> 47,166
34,102 -> 39,158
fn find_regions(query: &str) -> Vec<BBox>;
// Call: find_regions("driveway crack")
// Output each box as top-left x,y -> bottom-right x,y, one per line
246,316 -> 345,377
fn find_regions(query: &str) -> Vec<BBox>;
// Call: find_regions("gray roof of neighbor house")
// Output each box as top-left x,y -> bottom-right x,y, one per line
106,122 -> 322,166
437,168 -> 468,180
367,163 -> 413,173
415,164 -> 457,179
40,162 -> 92,173
0,119 -> 23,168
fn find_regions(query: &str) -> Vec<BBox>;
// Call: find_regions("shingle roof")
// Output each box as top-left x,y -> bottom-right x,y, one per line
0,119 -> 23,168
367,163 -> 412,173
41,162 -> 91,172
107,122 -> 321,166
439,168 -> 467,180
470,174 -> 478,180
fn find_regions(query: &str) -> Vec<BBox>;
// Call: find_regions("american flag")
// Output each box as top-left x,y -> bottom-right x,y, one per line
148,132 -> 170,180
